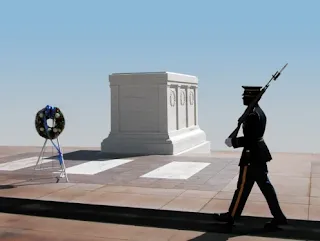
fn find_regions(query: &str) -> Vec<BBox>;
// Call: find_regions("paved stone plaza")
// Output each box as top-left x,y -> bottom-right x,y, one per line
0,213 -> 306,241
1,146 -> 320,240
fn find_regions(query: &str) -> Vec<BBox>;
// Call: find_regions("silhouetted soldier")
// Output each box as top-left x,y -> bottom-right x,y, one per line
213,86 -> 287,230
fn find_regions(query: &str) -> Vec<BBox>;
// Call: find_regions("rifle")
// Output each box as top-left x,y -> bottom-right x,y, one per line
228,63 -> 288,139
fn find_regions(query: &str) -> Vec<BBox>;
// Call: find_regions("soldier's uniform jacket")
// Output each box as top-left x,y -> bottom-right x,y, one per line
231,105 -> 272,166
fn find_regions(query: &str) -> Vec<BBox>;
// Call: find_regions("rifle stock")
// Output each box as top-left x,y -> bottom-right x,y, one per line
227,63 -> 288,139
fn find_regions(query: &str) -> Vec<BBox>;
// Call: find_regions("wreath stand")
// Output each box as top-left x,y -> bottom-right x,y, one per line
32,105 -> 69,183
33,137 -> 69,183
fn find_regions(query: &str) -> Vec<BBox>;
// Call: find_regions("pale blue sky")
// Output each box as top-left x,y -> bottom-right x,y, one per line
1,0 -> 319,153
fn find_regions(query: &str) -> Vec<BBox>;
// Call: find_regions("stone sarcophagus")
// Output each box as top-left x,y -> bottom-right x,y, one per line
101,72 -> 210,155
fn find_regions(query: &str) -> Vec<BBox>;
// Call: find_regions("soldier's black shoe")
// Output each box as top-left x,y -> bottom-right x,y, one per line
264,217 -> 288,230
212,212 -> 234,224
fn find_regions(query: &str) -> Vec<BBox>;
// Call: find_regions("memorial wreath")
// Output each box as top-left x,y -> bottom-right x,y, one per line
35,105 -> 65,140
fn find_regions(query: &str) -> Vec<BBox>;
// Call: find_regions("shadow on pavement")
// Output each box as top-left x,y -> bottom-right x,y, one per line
47,150 -> 140,161
0,197 -> 319,241
188,233 -> 235,241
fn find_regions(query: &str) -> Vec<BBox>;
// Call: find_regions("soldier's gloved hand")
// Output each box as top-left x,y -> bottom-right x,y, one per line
225,138 -> 232,147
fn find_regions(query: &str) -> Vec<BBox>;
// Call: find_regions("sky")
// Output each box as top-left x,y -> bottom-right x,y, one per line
0,0 -> 319,154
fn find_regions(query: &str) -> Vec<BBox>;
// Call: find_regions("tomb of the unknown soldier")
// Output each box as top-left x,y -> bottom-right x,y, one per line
101,71 -> 211,156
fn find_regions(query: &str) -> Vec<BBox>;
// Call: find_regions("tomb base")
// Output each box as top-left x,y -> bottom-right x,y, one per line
101,125 -> 210,156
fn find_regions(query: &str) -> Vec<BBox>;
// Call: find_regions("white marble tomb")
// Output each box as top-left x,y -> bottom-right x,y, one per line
101,72 -> 211,155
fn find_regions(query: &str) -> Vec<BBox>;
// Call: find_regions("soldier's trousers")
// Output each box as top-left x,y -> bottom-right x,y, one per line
228,164 -> 286,220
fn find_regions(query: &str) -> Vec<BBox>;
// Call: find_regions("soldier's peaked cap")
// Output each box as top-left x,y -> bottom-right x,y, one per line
242,86 -> 262,96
